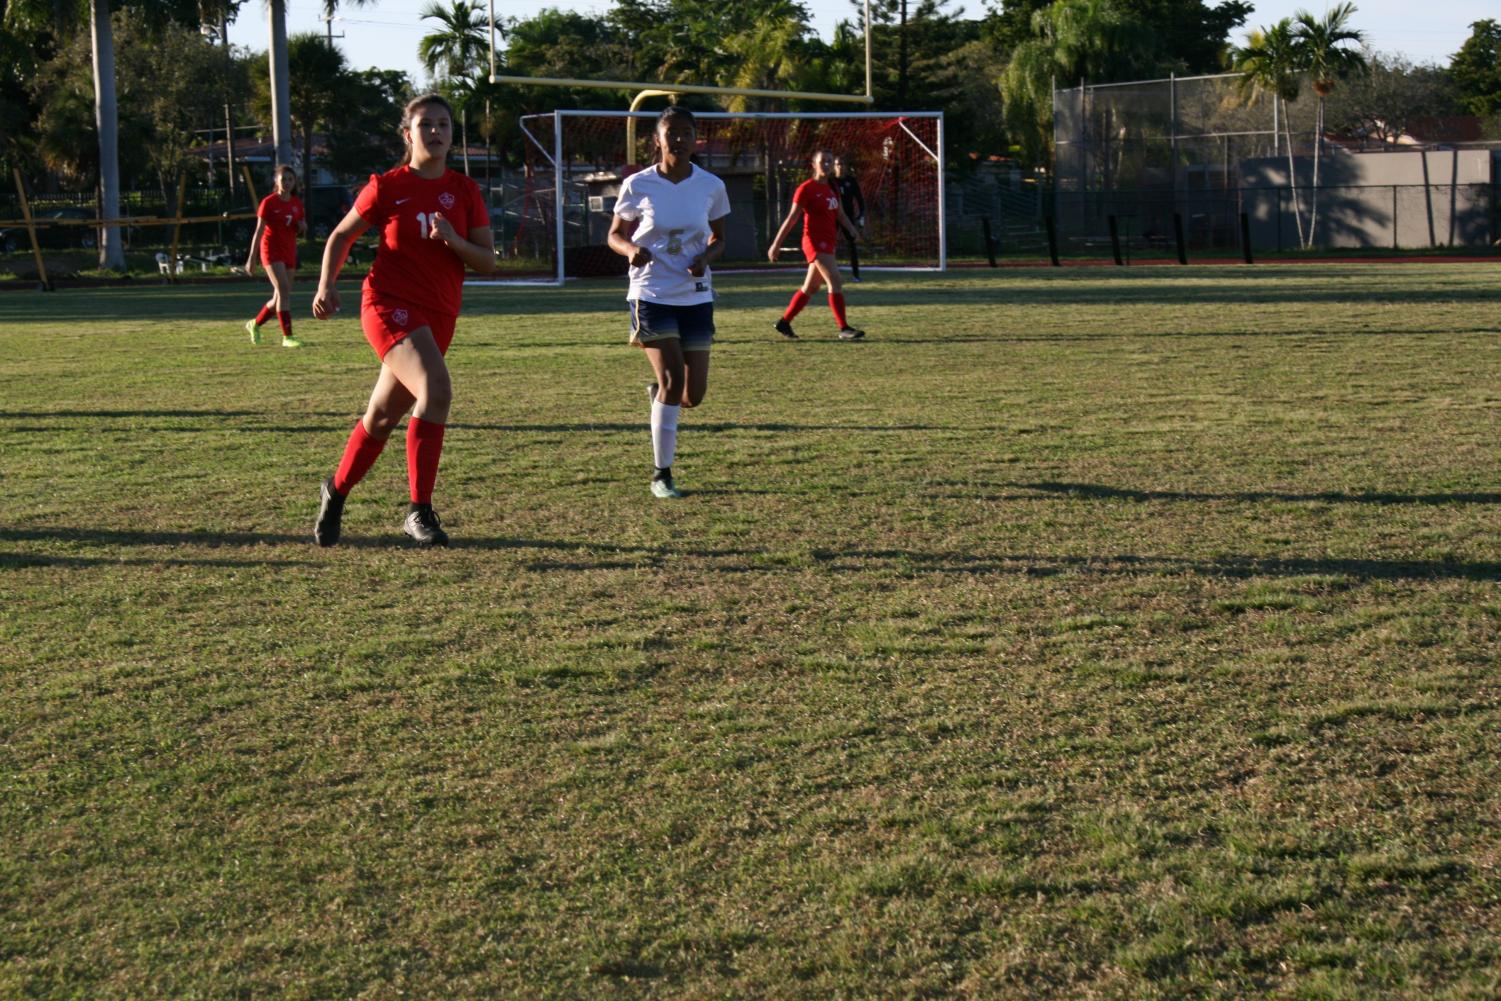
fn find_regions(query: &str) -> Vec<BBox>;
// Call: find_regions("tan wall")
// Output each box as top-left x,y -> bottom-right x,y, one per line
1239,149 -> 1497,249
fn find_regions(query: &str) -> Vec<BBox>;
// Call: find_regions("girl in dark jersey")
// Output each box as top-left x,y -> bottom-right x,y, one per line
309,93 -> 496,547
831,154 -> 865,281
768,149 -> 865,340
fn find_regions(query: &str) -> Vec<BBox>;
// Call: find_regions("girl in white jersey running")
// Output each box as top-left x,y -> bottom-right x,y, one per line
607,106 -> 730,499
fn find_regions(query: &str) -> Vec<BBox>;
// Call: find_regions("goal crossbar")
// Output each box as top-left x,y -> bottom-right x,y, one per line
516,110 -> 946,285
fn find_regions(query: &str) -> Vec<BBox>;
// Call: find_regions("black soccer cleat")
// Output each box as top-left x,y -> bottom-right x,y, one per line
775,318 -> 798,339
838,326 -> 866,340
314,476 -> 346,547
403,503 -> 449,547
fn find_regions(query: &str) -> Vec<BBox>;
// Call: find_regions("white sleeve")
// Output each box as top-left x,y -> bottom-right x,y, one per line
614,176 -> 642,221
708,179 -> 730,221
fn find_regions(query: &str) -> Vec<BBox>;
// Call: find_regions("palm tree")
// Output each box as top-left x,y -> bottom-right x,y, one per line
88,0 -> 125,269
286,32 -> 347,179
1232,20 -> 1306,249
1294,3 -> 1365,245
258,0 -> 374,167
719,5 -> 807,112
419,0 -> 488,174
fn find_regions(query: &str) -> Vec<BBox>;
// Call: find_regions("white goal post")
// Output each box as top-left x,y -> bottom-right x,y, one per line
506,110 -> 946,285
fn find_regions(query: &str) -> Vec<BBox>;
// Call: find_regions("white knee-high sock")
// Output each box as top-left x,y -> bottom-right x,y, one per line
651,400 -> 680,470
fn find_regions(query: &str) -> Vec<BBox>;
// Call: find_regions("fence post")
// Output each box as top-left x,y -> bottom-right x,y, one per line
1392,184 -> 1398,250
169,174 -> 187,284
1276,188 -> 1283,253
1240,212 -> 1253,264
1044,212 -> 1060,267
1172,212 -> 1187,265
980,217 -> 998,268
1107,214 -> 1123,265
12,169 -> 51,291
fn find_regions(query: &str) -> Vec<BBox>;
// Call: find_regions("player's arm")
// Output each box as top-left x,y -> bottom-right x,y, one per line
429,212 -> 497,275
688,216 -> 727,277
312,207 -> 371,319
608,215 -> 652,267
768,204 -> 802,262
244,217 -> 264,274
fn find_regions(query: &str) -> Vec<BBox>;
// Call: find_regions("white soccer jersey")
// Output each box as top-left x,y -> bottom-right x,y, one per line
614,163 -> 731,306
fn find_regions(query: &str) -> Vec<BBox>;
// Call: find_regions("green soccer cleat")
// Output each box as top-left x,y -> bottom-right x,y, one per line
280,335 -> 304,349
246,318 -> 260,345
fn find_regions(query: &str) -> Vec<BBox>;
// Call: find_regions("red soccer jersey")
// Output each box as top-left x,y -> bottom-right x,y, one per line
793,179 -> 841,251
257,194 -> 304,262
353,165 -> 490,318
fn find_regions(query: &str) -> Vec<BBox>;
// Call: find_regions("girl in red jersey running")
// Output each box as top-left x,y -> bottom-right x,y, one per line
309,93 -> 496,547
767,149 -> 865,340
244,165 -> 308,347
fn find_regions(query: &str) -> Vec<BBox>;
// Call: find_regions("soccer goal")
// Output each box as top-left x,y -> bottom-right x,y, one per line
504,110 -> 945,284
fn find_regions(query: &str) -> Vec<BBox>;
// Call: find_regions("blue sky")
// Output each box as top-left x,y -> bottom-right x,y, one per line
225,0 -> 1492,88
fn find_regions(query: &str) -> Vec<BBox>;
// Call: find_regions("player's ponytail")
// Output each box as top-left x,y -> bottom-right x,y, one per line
397,93 -> 456,167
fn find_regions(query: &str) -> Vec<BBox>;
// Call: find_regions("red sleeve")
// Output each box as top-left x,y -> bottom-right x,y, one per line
352,173 -> 383,225
256,194 -> 273,221
466,178 -> 489,231
792,181 -> 813,210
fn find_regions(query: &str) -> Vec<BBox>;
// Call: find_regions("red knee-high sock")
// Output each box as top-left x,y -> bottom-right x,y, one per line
253,305 -> 273,326
407,417 -> 446,505
333,420 -> 386,495
277,311 -> 293,338
782,290 -> 811,322
829,293 -> 849,329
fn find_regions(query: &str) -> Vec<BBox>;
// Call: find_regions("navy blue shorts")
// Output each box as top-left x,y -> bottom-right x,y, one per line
629,299 -> 715,351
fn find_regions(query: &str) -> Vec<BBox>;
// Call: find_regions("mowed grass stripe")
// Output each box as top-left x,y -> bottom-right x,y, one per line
1,263 -> 1499,998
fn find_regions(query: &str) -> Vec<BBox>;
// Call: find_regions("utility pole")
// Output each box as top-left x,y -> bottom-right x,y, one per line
222,14 -> 236,201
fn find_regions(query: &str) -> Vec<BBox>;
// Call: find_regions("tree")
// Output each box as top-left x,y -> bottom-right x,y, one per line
251,32 -> 346,180
114,16 -> 227,214
1232,19 -> 1305,247
1450,19 -> 1501,119
983,0 -> 1249,74
859,0 -> 965,108
1323,52 -> 1456,147
324,67 -> 409,178
1294,2 -> 1364,245
1000,0 -> 1158,165
419,0 -> 488,173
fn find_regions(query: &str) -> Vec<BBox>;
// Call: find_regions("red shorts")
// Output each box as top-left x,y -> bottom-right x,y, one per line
802,235 -> 836,262
361,295 -> 457,360
260,244 -> 296,268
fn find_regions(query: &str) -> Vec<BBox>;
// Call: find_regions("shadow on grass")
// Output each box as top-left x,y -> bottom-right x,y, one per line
1018,480 -> 1501,506
1,550 -> 314,569
5,527 -> 1497,581
0,410 -> 977,435
4,265 -> 1495,324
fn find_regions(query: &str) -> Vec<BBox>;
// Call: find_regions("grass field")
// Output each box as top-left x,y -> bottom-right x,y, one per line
3,263 -> 1500,998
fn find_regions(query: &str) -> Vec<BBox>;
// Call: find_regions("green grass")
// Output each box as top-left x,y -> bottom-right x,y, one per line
2,263 -> 1500,999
